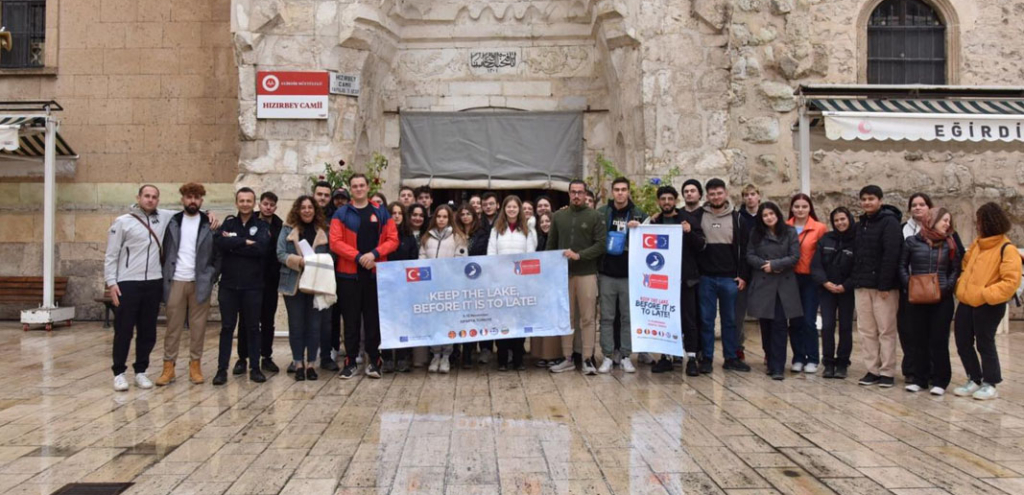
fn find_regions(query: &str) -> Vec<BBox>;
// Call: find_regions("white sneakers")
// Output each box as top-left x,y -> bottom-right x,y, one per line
905,384 -> 921,393
135,373 -> 154,389
114,373 -> 154,392
929,387 -> 945,396
621,358 -> 636,373
428,355 -> 441,373
803,363 -> 818,374
438,357 -> 450,374
113,373 -> 129,392
791,362 -> 804,373
953,380 -> 981,397
597,356 -> 636,374
973,384 -> 998,400
598,358 -> 614,374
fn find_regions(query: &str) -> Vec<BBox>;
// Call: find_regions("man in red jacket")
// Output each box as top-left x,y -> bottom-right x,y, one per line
330,174 -> 399,379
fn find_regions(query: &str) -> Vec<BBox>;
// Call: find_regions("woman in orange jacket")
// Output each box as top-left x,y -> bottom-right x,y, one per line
786,193 -> 828,373
952,203 -> 1022,400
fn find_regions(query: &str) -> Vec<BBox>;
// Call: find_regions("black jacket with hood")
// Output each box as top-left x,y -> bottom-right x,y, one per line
810,228 -> 856,290
851,204 -> 903,291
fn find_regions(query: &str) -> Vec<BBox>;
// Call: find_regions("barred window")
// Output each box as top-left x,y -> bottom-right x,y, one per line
868,0 -> 946,85
0,0 -> 46,69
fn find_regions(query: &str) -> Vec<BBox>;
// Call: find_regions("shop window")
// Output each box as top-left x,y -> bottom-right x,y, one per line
868,0 -> 946,84
1,0 -> 46,69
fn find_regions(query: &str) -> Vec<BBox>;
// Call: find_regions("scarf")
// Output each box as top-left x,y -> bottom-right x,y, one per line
918,210 -> 956,262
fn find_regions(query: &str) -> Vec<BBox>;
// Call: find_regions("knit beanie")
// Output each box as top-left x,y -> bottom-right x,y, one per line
682,179 -> 703,197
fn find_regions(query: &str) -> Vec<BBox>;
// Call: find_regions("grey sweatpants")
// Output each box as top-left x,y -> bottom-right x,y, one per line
599,274 -> 632,357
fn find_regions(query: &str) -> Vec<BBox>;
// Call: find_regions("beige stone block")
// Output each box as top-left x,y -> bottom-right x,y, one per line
103,49 -> 142,75
39,76 -> 76,99
179,98 -> 236,125
504,97 -> 558,111
132,98 -> 181,126
177,48 -> 216,75
97,183 -> 142,206
73,76 -> 110,98
160,75 -> 206,98
204,183 -> 237,207
89,99 -> 134,125
61,0 -> 102,24
93,23 -> 127,49
101,0 -> 138,23
0,214 -> 35,243
136,0 -> 172,22
438,96 -> 489,111
58,183 -> 99,206
0,78 -> 41,100
125,23 -> 165,49
200,21 -> 232,48
143,125 -> 191,153
56,49 -> 105,76
502,81 -> 552,97
108,75 -> 163,99
0,184 -> 20,207
138,48 -> 180,75
170,0 -> 213,22
60,124 -> 107,155
19,183 -> 43,205
162,22 -> 203,48
104,124 -> 146,154
38,213 -> 77,243
75,213 -> 116,243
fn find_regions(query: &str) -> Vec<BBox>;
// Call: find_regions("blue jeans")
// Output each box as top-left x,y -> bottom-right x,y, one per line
699,276 -> 739,361
789,274 -> 820,365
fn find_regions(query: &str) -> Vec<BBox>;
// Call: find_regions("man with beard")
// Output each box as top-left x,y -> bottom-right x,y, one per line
311,181 -> 342,372
647,184 -> 707,375
156,183 -> 219,386
697,178 -> 751,373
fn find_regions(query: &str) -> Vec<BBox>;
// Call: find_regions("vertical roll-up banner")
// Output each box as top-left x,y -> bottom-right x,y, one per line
629,225 -> 684,357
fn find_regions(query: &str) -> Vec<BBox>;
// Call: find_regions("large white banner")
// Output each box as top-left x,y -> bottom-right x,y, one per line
377,251 -> 570,349
629,225 -> 684,357
824,112 -> 1024,142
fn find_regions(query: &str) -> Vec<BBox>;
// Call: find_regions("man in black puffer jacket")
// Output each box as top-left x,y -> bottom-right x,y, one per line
850,185 -> 903,388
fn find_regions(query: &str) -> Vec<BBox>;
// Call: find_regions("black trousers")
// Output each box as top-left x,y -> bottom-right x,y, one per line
907,295 -> 954,388
497,338 -> 525,367
340,274 -> 381,363
819,288 -> 855,367
111,280 -> 163,376
896,291 -> 916,376
218,287 -> 262,371
954,302 -> 1005,386
682,283 -> 700,357
324,301 -> 342,362
238,280 -> 278,360
759,296 -> 795,375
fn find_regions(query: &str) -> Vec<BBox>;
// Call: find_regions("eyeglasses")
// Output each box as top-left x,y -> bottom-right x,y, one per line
569,190 -> 587,196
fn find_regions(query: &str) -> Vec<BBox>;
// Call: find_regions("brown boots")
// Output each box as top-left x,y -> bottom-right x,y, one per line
155,361 -> 175,386
189,360 -> 204,384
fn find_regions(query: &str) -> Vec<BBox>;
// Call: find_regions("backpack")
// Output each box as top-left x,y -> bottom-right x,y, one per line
999,242 -> 1024,307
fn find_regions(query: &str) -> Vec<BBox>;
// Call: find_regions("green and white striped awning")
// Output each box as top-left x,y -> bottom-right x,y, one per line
0,115 -> 77,158
807,98 -> 1024,142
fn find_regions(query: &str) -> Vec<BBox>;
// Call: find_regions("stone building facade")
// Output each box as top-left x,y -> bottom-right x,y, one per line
1,0 -> 1023,319
0,0 -> 239,318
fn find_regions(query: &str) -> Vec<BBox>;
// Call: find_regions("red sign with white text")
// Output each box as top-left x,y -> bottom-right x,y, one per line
257,71 -> 329,119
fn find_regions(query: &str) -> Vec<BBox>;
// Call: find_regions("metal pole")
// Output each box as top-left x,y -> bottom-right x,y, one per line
42,116 -> 56,308
798,104 -> 811,195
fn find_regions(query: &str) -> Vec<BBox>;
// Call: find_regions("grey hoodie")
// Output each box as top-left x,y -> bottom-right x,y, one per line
104,205 -> 175,286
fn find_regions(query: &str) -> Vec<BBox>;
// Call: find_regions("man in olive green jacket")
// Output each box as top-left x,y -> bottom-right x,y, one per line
546,180 -> 607,374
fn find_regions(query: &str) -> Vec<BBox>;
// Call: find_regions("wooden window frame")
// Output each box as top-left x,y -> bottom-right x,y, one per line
0,0 -> 57,75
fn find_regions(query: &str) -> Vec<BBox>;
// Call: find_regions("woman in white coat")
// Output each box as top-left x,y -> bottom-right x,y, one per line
488,195 -> 538,370
420,205 -> 468,373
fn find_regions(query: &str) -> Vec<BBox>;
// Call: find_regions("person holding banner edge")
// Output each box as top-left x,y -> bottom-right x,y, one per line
596,177 -> 646,374
488,195 -> 538,371
331,174 -> 399,380
546,180 -> 606,375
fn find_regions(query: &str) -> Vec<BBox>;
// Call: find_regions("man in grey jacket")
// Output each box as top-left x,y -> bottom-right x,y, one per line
104,185 -> 177,392
155,183 -> 219,387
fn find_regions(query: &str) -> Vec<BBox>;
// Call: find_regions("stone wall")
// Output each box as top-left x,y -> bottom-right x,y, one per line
0,0 -> 240,319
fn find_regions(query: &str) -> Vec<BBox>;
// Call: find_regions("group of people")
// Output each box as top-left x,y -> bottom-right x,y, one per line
103,175 -> 1022,401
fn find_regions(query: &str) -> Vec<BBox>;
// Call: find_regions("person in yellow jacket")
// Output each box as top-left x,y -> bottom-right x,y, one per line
952,203 -> 1023,400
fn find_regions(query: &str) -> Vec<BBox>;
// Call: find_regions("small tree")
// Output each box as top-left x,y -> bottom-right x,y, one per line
586,153 -> 680,215
309,153 -> 389,196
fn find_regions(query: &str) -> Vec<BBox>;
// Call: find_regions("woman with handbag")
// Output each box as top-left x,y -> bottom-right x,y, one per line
746,202 -> 803,380
898,208 -> 961,395
952,203 -> 1022,400
277,196 -> 333,381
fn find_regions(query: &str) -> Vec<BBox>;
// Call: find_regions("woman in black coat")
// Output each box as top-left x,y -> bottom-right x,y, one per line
898,207 -> 961,395
385,202 -> 420,373
746,202 -> 803,380
811,207 -> 857,379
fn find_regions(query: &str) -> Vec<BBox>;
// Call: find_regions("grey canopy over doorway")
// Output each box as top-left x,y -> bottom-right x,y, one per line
399,111 -> 583,191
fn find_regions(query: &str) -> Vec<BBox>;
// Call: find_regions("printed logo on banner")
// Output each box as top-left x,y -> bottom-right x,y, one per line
501,328 -> 510,335
400,336 -> 409,343
464,262 -> 482,279
470,329 -> 478,337
448,331 -> 456,339
459,330 -> 467,338
514,259 -> 541,275
643,274 -> 669,290
524,327 -> 533,334
646,252 -> 665,271
405,267 -> 432,282
642,234 -> 670,250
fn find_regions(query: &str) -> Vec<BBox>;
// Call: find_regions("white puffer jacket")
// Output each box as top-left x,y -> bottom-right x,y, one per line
420,226 -> 468,259
487,224 -> 538,255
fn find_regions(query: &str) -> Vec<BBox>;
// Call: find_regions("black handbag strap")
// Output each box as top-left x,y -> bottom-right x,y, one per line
129,213 -> 164,264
